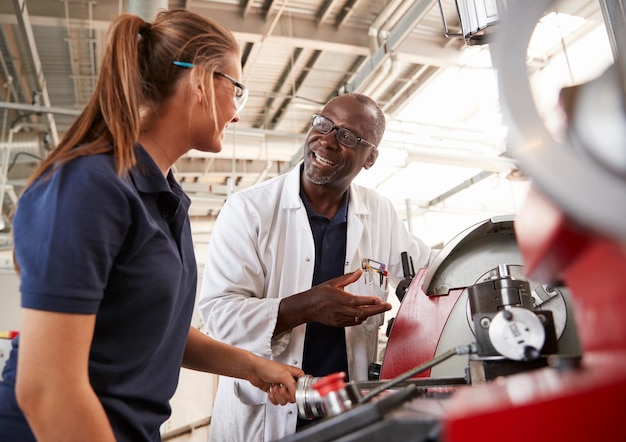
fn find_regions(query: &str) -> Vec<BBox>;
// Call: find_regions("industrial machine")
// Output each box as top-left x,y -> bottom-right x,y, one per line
380,216 -> 581,384
279,0 -> 626,440
282,217 -> 583,442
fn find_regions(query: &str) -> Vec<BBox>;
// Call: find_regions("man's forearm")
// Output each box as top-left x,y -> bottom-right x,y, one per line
274,293 -> 309,335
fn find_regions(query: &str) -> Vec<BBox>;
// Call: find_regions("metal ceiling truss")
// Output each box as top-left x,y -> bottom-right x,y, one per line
0,0 -> 500,227
0,0 -> 612,242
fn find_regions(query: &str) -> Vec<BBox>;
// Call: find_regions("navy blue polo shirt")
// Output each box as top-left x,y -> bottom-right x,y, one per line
300,185 -> 349,379
0,144 -> 196,441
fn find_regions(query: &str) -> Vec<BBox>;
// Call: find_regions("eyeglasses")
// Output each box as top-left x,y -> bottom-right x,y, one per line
311,114 -> 376,149
172,61 -> 249,113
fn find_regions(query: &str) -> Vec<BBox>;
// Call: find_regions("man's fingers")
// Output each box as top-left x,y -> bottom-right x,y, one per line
332,268 -> 363,289
352,295 -> 389,307
347,302 -> 393,327
354,302 -> 392,319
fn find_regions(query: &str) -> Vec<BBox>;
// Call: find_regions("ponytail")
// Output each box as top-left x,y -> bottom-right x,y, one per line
25,9 -> 239,187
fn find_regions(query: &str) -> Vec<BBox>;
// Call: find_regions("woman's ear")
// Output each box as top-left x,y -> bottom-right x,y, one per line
364,148 -> 378,170
189,67 -> 204,104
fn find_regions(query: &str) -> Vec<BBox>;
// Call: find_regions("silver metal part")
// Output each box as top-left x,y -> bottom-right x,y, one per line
488,307 -> 546,361
323,389 -> 353,417
296,375 -> 326,420
531,284 -> 568,340
296,375 -> 363,420
465,264 -> 568,340
417,217 -> 581,378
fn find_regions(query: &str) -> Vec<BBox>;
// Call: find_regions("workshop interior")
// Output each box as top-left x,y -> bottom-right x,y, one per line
1,0 -> 625,440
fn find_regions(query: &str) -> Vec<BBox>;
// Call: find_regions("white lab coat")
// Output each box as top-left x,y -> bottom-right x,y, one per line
198,164 -> 431,442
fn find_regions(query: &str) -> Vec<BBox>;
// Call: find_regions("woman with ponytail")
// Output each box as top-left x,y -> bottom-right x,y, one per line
0,9 -> 302,441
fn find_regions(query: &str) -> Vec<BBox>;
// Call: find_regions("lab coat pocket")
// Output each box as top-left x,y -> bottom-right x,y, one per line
355,277 -> 387,333
362,311 -> 384,333
233,379 -> 267,405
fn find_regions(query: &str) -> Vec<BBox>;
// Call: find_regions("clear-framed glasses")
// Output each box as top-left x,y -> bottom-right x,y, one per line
215,72 -> 249,113
311,114 -> 376,149
172,61 -> 249,113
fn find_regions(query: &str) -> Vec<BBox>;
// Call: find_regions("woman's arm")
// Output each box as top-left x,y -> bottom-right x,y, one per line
183,327 -> 304,405
16,308 -> 116,442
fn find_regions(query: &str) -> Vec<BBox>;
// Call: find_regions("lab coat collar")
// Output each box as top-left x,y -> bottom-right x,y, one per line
285,161 -> 371,218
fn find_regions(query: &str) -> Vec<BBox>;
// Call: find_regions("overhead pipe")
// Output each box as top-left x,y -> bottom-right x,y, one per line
365,0 -> 425,98
360,0 -> 405,97
341,0 -> 433,94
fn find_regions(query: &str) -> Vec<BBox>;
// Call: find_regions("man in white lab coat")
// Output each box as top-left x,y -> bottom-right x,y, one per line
198,93 -> 432,441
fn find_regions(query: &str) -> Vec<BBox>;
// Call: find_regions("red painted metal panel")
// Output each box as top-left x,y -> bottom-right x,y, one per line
381,268 -> 464,379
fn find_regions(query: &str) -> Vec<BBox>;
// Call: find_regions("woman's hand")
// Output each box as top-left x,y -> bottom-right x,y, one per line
247,356 -> 304,405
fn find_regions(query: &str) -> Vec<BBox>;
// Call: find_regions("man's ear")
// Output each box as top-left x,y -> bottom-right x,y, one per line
364,148 -> 378,170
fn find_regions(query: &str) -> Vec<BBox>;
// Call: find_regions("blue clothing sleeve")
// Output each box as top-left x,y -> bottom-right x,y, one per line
14,157 -> 131,314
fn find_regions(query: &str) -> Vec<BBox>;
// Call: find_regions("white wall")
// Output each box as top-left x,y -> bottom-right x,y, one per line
0,269 -> 22,332
0,269 -> 21,381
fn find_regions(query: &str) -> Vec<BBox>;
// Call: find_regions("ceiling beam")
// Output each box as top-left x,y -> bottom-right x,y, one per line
11,0 -> 59,145
0,9 -> 465,68
335,0 -> 364,28
0,100 -> 81,116
0,24 -> 32,108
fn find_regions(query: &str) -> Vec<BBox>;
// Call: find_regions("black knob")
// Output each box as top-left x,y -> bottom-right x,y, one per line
368,362 -> 381,380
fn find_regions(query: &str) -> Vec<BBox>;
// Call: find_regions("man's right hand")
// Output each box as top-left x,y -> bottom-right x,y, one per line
275,268 -> 392,334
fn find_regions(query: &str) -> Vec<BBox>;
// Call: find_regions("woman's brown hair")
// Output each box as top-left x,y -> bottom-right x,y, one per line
25,8 -> 240,186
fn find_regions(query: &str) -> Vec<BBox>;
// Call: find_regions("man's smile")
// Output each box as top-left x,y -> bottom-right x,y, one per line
313,151 -> 337,167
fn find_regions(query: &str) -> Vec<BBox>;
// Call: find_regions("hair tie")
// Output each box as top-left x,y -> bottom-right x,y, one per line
139,22 -> 152,36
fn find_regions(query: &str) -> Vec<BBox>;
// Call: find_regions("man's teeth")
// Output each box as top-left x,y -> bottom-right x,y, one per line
315,152 -> 335,166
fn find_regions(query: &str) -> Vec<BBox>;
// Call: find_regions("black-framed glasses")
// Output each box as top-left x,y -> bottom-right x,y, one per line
172,61 -> 249,113
311,114 -> 376,149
